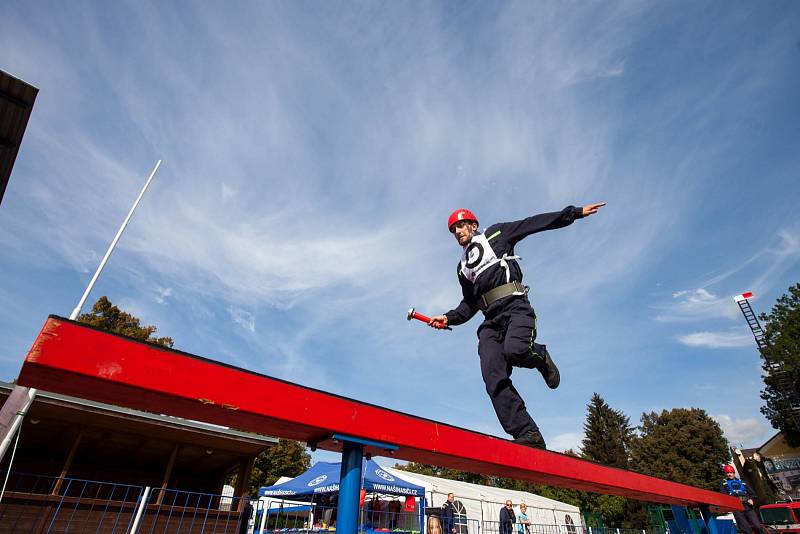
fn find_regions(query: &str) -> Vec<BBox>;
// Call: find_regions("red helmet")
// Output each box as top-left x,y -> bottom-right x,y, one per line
723,465 -> 735,474
447,209 -> 478,232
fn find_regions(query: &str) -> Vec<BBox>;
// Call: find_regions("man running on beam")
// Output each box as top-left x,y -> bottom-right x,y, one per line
428,203 -> 606,449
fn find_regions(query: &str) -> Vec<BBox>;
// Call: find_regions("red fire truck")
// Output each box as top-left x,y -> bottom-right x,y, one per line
760,502 -> 800,532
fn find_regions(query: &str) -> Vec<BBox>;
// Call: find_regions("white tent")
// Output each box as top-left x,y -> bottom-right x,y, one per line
254,476 -> 307,511
383,466 -> 583,531
253,478 -> 315,534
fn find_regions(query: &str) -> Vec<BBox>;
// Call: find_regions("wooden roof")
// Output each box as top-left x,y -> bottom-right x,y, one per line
0,381 -> 278,455
0,70 -> 38,206
0,380 -> 276,492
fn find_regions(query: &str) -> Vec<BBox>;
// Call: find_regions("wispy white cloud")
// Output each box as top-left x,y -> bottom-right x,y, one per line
677,329 -> 754,349
221,183 -> 237,202
749,228 -> 800,294
549,432 -> 583,453
228,307 -> 256,333
713,414 -> 769,448
0,1 -> 663,322
1,1 -> 799,448
656,288 -> 740,323
656,226 -> 800,323
0,0 -> 687,319
153,286 -> 173,305
693,227 -> 800,292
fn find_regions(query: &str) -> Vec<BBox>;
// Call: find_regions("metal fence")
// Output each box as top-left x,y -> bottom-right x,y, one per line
252,501 -> 428,533
251,505 -> 665,534
0,473 -> 670,534
0,473 -> 250,534
479,522 -> 664,534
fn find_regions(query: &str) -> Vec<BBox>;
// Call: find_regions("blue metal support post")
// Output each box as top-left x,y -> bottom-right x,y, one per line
334,434 -> 399,534
338,441 -> 365,534
700,505 -> 720,534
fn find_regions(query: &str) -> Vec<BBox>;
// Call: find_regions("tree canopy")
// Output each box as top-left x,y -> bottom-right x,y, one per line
397,399 -> 732,528
396,462 -> 492,486
248,439 -> 311,496
78,296 -> 173,347
629,408 -> 729,491
759,283 -> 800,446
399,395 -> 647,528
582,393 -> 633,469
576,394 -> 637,527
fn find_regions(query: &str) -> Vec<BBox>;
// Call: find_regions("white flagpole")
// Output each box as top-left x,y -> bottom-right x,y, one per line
0,160 -> 163,463
69,159 -> 162,320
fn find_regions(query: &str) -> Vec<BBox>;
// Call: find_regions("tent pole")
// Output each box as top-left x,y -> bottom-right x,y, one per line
420,498 -> 426,534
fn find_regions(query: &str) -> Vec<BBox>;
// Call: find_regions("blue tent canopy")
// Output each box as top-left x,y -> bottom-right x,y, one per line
259,460 -> 425,498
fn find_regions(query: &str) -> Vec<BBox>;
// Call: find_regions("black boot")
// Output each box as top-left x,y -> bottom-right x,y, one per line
513,429 -> 547,449
534,348 -> 560,389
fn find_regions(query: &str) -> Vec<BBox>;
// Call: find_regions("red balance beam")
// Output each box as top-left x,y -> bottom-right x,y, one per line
18,316 -> 741,511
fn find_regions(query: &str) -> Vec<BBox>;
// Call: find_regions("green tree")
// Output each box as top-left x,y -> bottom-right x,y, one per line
248,439 -> 311,496
577,394 -> 638,527
397,400 -> 654,528
395,462 -> 491,485
629,408 -> 729,491
759,283 -> 800,446
582,393 -> 633,469
397,461 -> 610,522
400,407 -> 650,528
78,296 -> 173,347
525,483 -> 627,528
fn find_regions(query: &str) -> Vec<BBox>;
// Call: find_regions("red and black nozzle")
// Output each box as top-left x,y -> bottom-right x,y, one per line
407,307 -> 451,330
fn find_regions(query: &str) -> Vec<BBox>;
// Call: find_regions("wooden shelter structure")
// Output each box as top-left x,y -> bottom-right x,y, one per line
0,70 -> 38,206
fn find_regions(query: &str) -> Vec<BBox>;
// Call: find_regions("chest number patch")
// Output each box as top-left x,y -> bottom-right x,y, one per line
465,242 -> 484,269
460,232 -> 503,283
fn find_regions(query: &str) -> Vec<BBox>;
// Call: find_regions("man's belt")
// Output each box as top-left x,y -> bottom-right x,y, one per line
478,281 -> 527,310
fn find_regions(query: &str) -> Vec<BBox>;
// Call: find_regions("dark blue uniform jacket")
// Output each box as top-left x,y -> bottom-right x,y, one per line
445,205 -> 584,325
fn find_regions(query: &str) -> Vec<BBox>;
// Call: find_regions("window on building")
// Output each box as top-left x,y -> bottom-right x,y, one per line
453,500 -> 468,534
565,514 -> 576,534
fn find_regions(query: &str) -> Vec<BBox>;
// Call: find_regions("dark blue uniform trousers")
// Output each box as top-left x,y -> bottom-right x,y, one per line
733,508 -> 764,534
477,296 -> 545,439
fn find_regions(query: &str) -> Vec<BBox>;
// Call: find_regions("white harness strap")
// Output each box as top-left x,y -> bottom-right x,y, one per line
498,253 -> 522,285
460,233 -> 523,290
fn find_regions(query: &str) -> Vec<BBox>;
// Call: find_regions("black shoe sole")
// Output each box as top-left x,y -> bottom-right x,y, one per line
513,432 -> 547,450
516,440 -> 547,450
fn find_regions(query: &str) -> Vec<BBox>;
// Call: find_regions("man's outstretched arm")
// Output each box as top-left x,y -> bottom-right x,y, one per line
501,202 -> 606,245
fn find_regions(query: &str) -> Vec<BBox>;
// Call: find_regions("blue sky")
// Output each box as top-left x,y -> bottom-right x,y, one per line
1,1 -> 799,457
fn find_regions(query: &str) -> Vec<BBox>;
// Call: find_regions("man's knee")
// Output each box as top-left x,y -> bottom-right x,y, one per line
503,337 -> 541,367
484,379 -> 505,397
504,337 -> 528,358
